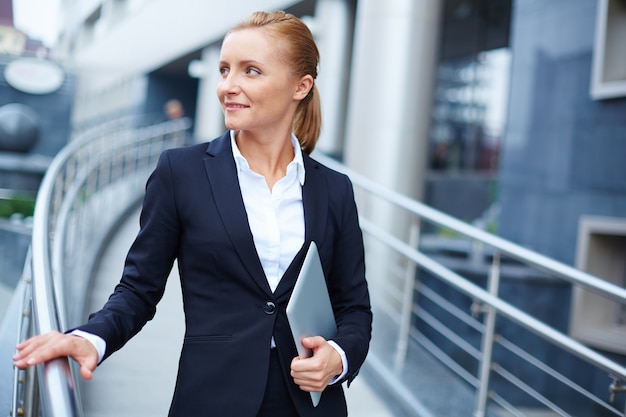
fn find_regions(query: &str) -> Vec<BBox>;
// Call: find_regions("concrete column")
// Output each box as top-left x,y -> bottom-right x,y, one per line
192,44 -> 224,142
343,0 -> 442,289
311,0 -> 354,156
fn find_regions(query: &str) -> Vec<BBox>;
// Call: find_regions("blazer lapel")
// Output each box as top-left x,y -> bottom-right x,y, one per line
203,133 -> 272,296
302,154 -> 328,245
274,153 -> 328,299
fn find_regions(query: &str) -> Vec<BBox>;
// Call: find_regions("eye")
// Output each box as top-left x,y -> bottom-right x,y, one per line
219,66 -> 229,76
246,67 -> 261,76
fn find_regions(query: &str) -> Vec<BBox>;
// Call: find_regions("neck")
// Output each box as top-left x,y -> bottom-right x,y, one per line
235,130 -> 295,189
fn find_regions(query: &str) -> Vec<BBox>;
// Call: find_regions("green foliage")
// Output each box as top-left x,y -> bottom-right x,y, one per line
437,226 -> 459,238
0,194 -> 36,218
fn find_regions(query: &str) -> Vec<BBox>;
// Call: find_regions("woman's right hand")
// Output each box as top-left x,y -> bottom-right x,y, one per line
13,331 -> 99,380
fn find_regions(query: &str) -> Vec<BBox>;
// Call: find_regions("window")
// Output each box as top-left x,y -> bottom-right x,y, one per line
428,0 -> 512,173
570,216 -> 626,354
590,0 -> 626,100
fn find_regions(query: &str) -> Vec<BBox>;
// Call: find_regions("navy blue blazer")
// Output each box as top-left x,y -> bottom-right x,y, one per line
77,131 -> 372,416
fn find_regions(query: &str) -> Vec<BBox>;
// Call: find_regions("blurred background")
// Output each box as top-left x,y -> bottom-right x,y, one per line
1,0 -> 626,416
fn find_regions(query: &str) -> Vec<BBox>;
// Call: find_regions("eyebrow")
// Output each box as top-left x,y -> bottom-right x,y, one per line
219,59 -> 264,67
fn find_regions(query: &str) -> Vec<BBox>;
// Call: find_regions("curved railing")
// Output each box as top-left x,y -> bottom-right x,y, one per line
11,117 -> 190,417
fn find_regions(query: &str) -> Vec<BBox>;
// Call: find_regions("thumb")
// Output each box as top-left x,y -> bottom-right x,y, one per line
301,336 -> 325,349
80,365 -> 94,380
75,351 -> 98,381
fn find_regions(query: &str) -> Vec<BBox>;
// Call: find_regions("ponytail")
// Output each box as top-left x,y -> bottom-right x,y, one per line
294,84 -> 321,154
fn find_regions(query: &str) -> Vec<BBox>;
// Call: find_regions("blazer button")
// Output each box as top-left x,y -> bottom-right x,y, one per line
263,301 -> 276,315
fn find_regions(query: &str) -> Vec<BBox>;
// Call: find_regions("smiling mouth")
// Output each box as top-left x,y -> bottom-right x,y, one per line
225,103 -> 248,110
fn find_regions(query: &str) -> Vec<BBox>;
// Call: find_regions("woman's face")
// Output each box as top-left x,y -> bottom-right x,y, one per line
217,29 -> 308,134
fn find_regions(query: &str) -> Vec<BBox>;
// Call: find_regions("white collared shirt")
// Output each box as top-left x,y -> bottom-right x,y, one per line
230,130 -> 305,292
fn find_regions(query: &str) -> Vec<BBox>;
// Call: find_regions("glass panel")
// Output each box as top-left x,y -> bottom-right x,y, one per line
428,0 -> 512,173
430,48 -> 510,172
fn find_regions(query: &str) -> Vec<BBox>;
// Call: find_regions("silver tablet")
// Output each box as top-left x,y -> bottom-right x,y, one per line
286,241 -> 337,406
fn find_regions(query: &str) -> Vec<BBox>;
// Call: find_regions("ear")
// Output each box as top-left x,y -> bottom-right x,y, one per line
293,74 -> 314,101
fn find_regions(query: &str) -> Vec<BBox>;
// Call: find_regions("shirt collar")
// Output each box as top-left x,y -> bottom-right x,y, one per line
230,130 -> 305,186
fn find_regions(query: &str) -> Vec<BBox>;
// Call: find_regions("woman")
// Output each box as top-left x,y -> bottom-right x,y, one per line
14,11 -> 372,417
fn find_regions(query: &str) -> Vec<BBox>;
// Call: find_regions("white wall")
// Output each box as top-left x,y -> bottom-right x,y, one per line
66,0 -> 301,91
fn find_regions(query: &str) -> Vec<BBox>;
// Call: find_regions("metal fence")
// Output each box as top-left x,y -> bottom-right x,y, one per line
10,117 -> 190,417
314,153 -> 626,417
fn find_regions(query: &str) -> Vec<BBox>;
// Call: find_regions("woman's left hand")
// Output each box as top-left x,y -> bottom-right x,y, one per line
290,336 -> 343,392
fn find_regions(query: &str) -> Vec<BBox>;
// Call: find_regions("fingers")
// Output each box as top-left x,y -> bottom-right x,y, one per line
290,337 -> 342,392
13,331 -> 98,380
291,356 -> 328,392
14,331 -> 65,367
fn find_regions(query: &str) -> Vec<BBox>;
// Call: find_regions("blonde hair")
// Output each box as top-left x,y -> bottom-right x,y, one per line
230,11 -> 322,154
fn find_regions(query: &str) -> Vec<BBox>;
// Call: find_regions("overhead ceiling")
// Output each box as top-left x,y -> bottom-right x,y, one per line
71,0 -> 308,79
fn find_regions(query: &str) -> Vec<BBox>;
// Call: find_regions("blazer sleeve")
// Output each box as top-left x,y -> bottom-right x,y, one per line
76,150 -> 180,360
325,174 -> 372,386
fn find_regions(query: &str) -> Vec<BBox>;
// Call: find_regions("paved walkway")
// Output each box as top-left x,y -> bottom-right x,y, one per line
81,207 -> 395,417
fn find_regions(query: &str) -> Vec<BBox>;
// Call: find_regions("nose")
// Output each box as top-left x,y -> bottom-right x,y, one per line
218,72 -> 240,96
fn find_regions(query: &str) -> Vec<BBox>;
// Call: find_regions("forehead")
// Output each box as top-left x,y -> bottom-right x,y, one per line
220,29 -> 285,62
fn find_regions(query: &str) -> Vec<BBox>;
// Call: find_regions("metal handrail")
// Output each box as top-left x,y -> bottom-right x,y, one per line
13,117 -> 190,417
314,153 -> 626,305
313,152 -> 626,416
359,216 -> 626,381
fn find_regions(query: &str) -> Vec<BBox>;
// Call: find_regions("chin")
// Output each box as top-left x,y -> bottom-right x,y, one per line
224,120 -> 241,130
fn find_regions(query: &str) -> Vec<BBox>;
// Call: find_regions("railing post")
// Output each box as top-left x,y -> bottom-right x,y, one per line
394,220 -> 420,374
23,363 -> 39,417
474,251 -> 501,417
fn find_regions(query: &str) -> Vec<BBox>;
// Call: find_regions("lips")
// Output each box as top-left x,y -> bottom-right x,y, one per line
224,102 -> 249,110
